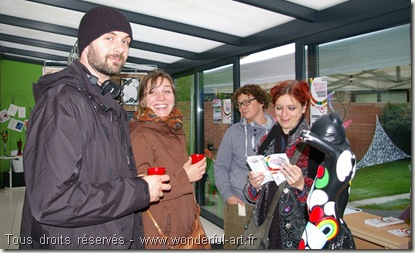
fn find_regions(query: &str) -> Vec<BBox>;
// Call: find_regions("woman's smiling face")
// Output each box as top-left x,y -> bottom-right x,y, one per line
141,77 -> 175,117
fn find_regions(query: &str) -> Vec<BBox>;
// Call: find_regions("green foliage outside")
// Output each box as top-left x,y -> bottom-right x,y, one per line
358,198 -> 410,211
380,103 -> 411,155
206,157 -> 215,185
175,75 -> 192,102
175,76 -> 193,154
349,158 -> 411,202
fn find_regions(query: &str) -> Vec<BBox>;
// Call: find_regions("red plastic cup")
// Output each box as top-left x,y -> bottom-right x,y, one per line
191,154 -> 205,164
147,167 -> 166,175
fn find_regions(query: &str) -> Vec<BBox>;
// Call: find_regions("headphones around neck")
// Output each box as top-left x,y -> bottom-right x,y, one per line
87,74 -> 122,100
101,80 -> 122,99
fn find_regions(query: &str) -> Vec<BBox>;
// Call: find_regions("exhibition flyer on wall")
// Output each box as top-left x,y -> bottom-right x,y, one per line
310,77 -> 328,126
212,99 -> 232,124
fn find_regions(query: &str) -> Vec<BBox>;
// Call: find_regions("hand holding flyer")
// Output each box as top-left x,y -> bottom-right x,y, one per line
246,155 -> 274,185
246,153 -> 289,186
266,154 -> 290,185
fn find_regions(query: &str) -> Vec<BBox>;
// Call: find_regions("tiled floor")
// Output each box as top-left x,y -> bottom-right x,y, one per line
0,187 -> 25,250
0,187 -> 223,250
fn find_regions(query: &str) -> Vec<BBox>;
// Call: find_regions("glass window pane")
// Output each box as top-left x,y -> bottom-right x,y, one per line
202,65 -> 234,222
240,43 -> 296,92
175,75 -> 194,154
316,24 -> 411,158
320,24 -> 410,75
313,24 -> 411,215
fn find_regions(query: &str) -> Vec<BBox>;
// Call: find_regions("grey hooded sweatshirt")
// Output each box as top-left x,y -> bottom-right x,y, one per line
214,114 -> 275,203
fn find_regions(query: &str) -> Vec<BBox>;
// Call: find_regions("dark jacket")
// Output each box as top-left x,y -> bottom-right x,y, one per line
129,110 -> 197,249
20,61 -> 150,249
244,117 -> 323,249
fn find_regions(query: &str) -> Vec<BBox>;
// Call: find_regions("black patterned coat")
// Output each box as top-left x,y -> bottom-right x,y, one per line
244,117 -> 323,249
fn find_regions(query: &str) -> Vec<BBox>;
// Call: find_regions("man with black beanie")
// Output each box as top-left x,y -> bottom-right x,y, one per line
20,6 -> 170,249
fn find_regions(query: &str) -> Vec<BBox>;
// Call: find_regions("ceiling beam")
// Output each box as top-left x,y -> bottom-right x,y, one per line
169,0 -> 411,73
233,0 -> 316,22
1,0 -> 411,75
0,15 -> 197,60
2,47 -> 68,62
0,14 -> 76,37
0,34 -> 73,52
1,54 -> 59,66
26,0 -> 242,46
129,41 -> 197,60
123,57 -> 169,70
1,45 -> 170,70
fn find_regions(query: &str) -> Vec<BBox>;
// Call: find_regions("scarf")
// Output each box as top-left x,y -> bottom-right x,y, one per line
135,107 -> 183,130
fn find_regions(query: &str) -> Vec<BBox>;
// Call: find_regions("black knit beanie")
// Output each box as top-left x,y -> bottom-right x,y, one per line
77,6 -> 133,55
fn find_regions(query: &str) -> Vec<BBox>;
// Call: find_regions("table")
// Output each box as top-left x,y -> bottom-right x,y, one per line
0,155 -> 19,189
344,211 -> 411,249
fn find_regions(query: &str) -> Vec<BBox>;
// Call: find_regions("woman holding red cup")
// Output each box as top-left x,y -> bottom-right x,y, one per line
130,71 -> 208,249
190,154 -> 205,164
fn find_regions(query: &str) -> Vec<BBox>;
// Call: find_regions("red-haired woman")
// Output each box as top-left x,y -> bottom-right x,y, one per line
244,80 -> 324,249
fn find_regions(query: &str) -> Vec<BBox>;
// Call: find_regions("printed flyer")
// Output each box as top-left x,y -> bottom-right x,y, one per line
309,77 -> 328,126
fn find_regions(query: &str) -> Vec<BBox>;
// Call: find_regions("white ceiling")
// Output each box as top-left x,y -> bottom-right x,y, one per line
0,0 -> 411,75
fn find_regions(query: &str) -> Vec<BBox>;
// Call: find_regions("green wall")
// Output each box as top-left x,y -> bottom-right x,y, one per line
0,59 -> 42,177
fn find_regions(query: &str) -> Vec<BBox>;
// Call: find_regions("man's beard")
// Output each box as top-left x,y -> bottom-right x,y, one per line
87,45 -> 125,76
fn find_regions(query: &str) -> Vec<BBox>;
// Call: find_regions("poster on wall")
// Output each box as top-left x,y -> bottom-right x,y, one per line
7,118 -> 25,132
309,77 -> 328,126
121,77 -> 140,105
222,99 -> 232,124
18,107 -> 26,118
7,104 -> 26,118
1,101 -> 28,131
7,104 -> 18,117
212,99 -> 221,123
0,110 -> 10,123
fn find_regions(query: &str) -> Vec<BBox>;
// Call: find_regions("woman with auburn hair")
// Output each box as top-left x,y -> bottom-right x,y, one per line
244,80 -> 324,249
